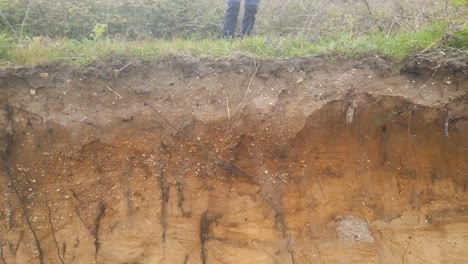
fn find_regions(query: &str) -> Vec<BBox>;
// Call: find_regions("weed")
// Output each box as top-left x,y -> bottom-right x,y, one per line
90,23 -> 108,42
450,23 -> 468,48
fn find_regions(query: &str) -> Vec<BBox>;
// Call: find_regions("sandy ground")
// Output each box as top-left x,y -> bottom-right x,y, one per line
0,56 -> 467,263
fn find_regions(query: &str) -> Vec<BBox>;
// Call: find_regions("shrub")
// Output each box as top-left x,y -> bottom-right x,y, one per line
0,0 -> 466,40
0,33 -> 13,61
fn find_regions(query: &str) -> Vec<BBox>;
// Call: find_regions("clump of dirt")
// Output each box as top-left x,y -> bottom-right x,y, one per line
401,50 -> 468,78
0,57 -> 467,264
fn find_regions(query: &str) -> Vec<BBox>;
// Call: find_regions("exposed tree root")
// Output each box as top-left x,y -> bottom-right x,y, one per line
121,163 -> 134,213
159,160 -> 169,244
6,195 -> 14,229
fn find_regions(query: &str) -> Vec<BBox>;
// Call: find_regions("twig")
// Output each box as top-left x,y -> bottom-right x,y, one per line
141,99 -> 179,132
224,90 -> 231,120
216,159 -> 253,182
404,110 -> 425,264
394,15 -> 432,21
34,2 -> 52,36
407,110 -> 426,213
444,108 -> 451,140
19,0 -> 34,41
444,0 -> 449,17
316,175 -> 326,200
52,57 -> 83,61
393,0 -> 405,19
232,62 -> 260,117
407,112 -> 416,169
0,9 -> 17,38
387,17 -> 397,37
105,86 -> 123,99
286,232 -> 296,264
159,160 -> 169,244
393,17 -> 411,33
407,111 -> 422,224
219,63 -> 260,158
362,0 -> 382,31
419,38 -> 442,54
119,77 -> 181,134
105,1 -> 110,38
402,233 -> 414,264
45,192 -> 65,264
118,63 -> 132,72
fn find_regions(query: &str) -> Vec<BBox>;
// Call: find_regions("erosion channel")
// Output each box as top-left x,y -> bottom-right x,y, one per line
0,57 -> 467,264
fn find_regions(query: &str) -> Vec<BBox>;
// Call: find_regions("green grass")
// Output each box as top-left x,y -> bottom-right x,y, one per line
1,23 -> 464,68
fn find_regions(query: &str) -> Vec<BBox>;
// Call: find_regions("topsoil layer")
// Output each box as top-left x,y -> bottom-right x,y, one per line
0,55 -> 467,264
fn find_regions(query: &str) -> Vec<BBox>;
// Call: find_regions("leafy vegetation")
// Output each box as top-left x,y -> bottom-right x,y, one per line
0,33 -> 13,61
0,0 -> 466,66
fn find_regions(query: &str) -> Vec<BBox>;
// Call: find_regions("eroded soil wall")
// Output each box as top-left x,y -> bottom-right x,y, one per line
0,59 -> 467,263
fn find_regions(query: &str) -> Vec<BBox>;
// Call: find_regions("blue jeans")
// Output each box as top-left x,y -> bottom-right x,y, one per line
228,0 -> 259,4
223,0 -> 259,37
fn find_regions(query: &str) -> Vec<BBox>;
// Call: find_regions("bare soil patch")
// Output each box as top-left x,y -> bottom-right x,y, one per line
0,57 -> 467,264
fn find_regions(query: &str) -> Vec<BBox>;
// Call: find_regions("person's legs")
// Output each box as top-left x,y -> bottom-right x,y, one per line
245,0 -> 259,6
239,0 -> 259,37
222,0 -> 241,38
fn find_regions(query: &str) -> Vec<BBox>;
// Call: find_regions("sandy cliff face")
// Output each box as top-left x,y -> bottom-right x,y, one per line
0,58 -> 467,263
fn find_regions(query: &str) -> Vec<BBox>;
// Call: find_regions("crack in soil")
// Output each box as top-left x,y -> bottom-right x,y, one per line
62,242 -> 66,262
176,182 -> 191,217
2,104 -> 44,264
0,242 -> 6,264
92,202 -> 106,260
7,231 -> 23,256
286,232 -> 295,264
215,159 -> 254,183
200,211 -> 221,264
44,192 -> 65,264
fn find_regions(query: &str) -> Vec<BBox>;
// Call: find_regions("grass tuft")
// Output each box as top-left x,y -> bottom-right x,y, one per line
2,23 -> 465,68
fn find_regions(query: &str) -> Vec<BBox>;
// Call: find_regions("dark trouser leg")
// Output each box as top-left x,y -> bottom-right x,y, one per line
239,4 -> 258,36
222,2 -> 240,38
